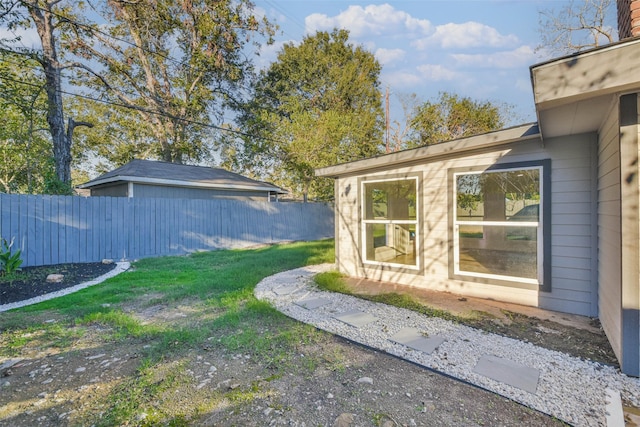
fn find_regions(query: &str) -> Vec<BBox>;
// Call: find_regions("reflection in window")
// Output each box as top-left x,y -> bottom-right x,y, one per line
362,178 -> 417,267
454,167 -> 542,283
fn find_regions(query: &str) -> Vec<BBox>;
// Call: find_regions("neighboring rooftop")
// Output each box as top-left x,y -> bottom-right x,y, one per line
78,159 -> 286,193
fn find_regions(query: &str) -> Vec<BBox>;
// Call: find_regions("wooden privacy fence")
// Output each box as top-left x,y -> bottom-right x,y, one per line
0,194 -> 334,267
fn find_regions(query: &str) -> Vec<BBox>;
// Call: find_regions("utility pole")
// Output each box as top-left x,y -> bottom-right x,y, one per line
385,86 -> 390,153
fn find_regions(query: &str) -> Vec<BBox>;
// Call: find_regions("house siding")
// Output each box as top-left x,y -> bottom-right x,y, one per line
335,134 -> 597,316
90,183 -> 129,197
132,183 -> 270,201
598,101 -> 623,362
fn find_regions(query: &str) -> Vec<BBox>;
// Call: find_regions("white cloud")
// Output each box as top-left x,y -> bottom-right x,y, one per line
413,21 -> 519,50
381,70 -> 423,89
451,45 -> 536,69
416,64 -> 461,82
305,4 -> 432,38
375,48 -> 405,65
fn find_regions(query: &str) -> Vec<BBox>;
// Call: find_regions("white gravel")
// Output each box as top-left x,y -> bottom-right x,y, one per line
0,262 -> 130,312
255,264 -> 640,427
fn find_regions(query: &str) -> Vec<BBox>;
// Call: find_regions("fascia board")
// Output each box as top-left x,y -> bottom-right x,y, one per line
315,123 -> 540,178
78,175 -> 284,193
531,38 -> 640,110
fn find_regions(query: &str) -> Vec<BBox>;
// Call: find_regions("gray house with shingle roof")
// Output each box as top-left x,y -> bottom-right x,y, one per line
78,159 -> 286,202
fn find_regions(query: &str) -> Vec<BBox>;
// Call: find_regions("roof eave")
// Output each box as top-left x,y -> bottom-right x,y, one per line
77,175 -> 286,193
316,123 -> 540,178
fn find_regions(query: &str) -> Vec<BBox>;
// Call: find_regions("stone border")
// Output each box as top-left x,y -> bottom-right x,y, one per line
0,262 -> 130,312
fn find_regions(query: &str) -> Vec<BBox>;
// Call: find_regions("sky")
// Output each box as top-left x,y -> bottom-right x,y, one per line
0,1 -> 616,129
252,0 -> 602,125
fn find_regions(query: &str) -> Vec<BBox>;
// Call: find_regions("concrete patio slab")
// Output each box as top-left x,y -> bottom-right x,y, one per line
333,309 -> 378,327
295,297 -> 331,310
389,327 -> 445,354
474,355 -> 540,394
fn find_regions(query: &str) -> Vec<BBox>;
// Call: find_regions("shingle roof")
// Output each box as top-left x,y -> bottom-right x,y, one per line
78,159 -> 285,193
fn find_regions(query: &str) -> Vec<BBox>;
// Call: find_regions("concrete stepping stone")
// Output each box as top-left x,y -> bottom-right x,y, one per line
473,355 -> 540,394
389,327 -> 445,354
333,309 -> 378,327
273,284 -> 301,295
295,297 -> 331,310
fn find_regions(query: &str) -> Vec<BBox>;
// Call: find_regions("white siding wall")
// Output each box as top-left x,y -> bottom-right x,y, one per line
335,134 -> 598,316
597,104 -> 623,360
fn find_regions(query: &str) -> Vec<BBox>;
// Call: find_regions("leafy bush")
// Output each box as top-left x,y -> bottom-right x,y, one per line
0,237 -> 23,274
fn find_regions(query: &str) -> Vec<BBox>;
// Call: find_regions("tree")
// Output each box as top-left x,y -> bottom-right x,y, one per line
0,51 -> 54,193
537,0 -> 617,56
0,0 -> 93,191
238,29 -> 384,201
69,0 -> 274,164
408,92 -> 508,148
67,97 -> 158,177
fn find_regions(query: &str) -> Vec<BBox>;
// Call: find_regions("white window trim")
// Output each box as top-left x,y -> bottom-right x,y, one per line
361,176 -> 420,270
452,165 -> 543,285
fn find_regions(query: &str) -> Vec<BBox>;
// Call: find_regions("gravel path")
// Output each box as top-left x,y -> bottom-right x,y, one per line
255,264 -> 640,427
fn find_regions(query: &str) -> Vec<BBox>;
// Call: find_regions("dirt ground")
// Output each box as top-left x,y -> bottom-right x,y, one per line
0,309 -> 564,427
0,265 -> 626,426
344,277 -> 619,367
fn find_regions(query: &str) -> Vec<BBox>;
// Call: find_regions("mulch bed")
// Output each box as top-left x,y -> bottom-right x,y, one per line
0,262 -> 117,305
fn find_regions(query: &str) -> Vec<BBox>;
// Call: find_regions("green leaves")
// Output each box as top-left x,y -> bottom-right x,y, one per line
69,0 -> 275,165
409,92 -> 509,148
238,29 -> 384,201
0,237 -> 23,275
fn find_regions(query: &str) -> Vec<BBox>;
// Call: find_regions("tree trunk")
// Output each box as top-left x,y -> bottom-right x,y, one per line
28,2 -> 71,185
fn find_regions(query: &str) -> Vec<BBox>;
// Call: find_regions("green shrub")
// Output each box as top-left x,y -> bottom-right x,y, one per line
0,237 -> 23,275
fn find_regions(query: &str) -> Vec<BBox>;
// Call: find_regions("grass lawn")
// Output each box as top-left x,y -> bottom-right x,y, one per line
0,240 -> 335,425
0,239 -> 569,426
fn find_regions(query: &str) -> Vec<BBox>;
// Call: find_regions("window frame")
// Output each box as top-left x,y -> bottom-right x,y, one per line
360,175 -> 420,271
449,160 -> 551,291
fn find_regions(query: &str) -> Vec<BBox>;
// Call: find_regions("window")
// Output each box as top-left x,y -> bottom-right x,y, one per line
453,164 -> 545,285
362,177 -> 418,268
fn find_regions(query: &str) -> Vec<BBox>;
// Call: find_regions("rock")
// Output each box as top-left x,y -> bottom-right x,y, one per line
263,407 -> 273,416
333,413 -> 355,427
357,377 -> 373,385
0,359 -> 22,372
46,274 -> 64,283
101,259 -> 114,265
86,353 -> 106,360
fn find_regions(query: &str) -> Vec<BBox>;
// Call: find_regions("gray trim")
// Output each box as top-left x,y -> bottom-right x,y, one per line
357,172 -> 423,275
447,159 -> 551,292
589,133 -> 599,314
316,124 -> 540,178
81,175 -> 284,193
334,179 -> 340,267
619,93 -> 640,376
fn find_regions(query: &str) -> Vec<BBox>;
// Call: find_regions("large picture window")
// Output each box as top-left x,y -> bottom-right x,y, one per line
362,177 -> 418,268
453,164 -> 545,285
